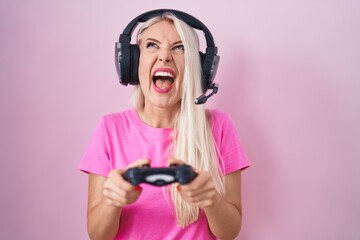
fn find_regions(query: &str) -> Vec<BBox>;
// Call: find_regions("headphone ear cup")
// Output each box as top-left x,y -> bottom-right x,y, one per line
199,52 -> 208,93
201,47 -> 220,93
115,42 -> 124,85
129,44 -> 140,85
119,42 -> 131,85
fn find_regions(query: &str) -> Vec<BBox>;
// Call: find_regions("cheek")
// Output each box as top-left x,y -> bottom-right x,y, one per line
138,71 -> 152,92
175,56 -> 185,77
138,57 -> 148,79
137,60 -> 150,91
178,64 -> 185,86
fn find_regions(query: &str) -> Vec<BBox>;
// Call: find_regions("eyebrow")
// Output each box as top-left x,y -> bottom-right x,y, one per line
145,38 -> 160,44
144,38 -> 183,46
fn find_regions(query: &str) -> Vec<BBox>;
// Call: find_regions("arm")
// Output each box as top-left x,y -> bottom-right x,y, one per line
87,173 -> 122,240
203,170 -> 243,239
86,159 -> 150,239
178,170 -> 243,240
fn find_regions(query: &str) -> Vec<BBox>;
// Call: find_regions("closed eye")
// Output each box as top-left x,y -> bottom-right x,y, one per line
146,41 -> 158,48
173,44 -> 184,51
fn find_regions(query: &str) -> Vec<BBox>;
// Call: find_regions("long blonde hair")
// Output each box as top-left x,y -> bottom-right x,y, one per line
131,12 -> 225,226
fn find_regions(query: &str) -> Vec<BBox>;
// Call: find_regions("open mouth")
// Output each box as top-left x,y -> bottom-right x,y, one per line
152,70 -> 175,90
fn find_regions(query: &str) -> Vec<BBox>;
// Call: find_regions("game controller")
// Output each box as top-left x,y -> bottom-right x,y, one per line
122,165 -> 198,186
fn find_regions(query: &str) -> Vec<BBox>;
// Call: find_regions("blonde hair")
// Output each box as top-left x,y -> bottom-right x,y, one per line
131,13 -> 225,226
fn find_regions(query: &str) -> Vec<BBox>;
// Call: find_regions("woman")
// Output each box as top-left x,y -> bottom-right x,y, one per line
79,10 -> 250,240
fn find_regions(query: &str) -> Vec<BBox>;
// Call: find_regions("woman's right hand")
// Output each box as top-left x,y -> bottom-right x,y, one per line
102,158 -> 151,207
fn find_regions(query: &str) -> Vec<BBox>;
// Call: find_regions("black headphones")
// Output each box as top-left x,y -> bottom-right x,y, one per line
115,9 -> 220,104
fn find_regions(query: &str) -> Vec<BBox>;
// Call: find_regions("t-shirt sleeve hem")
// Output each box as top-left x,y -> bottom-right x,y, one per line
224,161 -> 251,175
78,162 -> 109,177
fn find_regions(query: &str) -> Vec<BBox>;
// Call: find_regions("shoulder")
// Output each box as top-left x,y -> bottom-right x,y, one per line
206,108 -> 233,127
93,109 -> 137,134
206,108 -> 239,141
100,109 -> 135,125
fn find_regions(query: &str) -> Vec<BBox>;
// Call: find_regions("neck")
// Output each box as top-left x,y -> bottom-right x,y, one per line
137,104 -> 180,128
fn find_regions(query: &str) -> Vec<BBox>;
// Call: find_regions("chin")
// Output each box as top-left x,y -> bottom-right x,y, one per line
154,98 -> 181,109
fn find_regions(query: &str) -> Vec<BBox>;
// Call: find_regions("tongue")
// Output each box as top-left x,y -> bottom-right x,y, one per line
155,79 -> 173,89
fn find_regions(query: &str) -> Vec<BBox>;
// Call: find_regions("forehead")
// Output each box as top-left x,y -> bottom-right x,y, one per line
141,20 -> 181,42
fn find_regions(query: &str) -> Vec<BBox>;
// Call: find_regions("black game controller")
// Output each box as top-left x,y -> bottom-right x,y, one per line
122,165 -> 198,186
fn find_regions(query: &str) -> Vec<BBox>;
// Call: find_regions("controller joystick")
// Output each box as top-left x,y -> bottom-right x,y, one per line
122,165 -> 198,186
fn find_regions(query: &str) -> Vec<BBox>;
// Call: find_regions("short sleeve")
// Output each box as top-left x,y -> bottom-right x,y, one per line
78,118 -> 110,176
211,110 -> 250,175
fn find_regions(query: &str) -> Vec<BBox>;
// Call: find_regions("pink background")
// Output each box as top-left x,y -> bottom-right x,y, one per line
1,1 -> 359,239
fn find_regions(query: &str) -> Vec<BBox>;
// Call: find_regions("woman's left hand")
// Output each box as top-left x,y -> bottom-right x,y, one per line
169,158 -> 221,209
178,170 -> 221,209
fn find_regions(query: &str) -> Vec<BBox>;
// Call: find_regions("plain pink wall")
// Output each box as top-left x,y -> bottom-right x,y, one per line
1,1 -> 359,239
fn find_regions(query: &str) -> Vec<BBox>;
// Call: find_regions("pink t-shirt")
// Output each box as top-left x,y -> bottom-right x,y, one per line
79,109 -> 250,239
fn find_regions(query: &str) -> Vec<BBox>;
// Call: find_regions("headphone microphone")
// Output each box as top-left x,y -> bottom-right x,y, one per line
115,9 -> 220,104
195,83 -> 219,105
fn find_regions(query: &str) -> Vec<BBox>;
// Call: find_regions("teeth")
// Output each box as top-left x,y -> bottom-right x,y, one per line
154,71 -> 174,78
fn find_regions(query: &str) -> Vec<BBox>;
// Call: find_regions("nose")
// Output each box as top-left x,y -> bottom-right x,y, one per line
158,48 -> 172,62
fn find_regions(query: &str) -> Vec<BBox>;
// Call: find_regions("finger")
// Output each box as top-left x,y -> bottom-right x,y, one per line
105,196 -> 133,208
182,188 -> 217,202
106,198 -> 122,207
179,172 -> 215,196
168,157 -> 186,166
107,169 -> 135,191
104,186 -> 142,202
191,198 -> 216,209
179,171 -> 210,190
104,184 -> 143,206
168,158 -> 200,173
180,184 -> 215,201
105,176 -> 133,194
178,184 -> 219,208
103,188 -> 126,203
127,158 -> 151,168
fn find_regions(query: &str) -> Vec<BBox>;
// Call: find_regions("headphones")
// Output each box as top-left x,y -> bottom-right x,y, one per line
115,9 -> 220,104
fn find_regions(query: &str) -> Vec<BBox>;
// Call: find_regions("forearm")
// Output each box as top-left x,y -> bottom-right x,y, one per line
204,194 -> 242,240
87,198 -> 122,240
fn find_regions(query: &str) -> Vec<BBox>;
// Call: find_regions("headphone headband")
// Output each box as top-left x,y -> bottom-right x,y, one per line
120,9 -> 216,48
